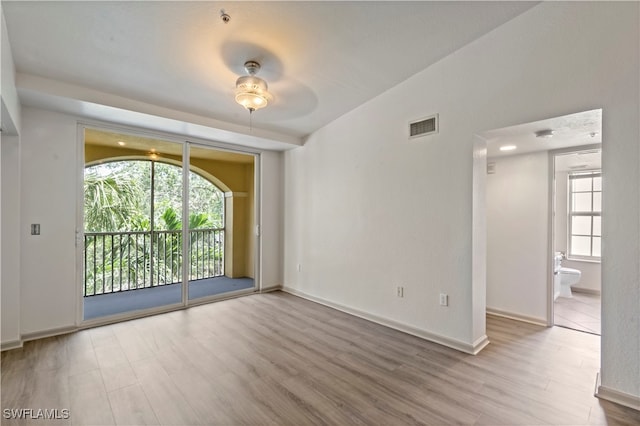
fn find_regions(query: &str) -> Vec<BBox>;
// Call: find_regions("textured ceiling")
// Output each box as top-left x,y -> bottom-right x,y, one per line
3,1 -> 538,140
484,109 -> 602,159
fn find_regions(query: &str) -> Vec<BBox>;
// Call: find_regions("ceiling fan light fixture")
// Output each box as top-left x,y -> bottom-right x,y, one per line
235,61 -> 272,112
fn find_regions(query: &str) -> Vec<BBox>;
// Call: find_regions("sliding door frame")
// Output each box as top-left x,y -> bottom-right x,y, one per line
76,121 -> 261,328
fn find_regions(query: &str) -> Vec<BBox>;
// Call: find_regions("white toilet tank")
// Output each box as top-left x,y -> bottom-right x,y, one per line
554,252 -> 563,273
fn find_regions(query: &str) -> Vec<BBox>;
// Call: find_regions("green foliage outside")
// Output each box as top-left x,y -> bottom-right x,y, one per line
84,160 -> 223,232
83,160 -> 225,295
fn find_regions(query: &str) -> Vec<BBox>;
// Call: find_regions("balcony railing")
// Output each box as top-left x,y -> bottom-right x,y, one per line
84,228 -> 224,296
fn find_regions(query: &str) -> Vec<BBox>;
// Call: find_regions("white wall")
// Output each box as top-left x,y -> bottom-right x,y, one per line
1,6 -> 21,134
259,150 -> 283,290
0,133 -> 2,346
487,152 -> 548,323
1,134 -> 21,347
554,170 -> 569,253
20,108 -> 79,335
554,169 -> 601,293
283,1 -> 639,399
0,5 -> 22,348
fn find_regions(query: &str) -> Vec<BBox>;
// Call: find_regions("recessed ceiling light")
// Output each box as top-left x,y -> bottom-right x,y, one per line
500,145 -> 517,151
117,141 -> 126,146
535,129 -> 554,138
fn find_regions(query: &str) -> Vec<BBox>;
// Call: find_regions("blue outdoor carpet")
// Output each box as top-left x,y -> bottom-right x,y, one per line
84,276 -> 254,320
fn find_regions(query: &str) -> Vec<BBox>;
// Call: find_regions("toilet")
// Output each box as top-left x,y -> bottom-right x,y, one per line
554,252 -> 581,299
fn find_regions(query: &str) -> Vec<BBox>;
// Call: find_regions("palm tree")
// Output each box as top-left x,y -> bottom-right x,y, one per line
156,207 -> 221,282
84,169 -> 145,232
84,166 -> 149,294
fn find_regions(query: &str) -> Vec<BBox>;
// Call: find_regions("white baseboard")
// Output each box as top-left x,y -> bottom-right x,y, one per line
486,307 -> 548,327
1,339 -> 23,352
259,285 -> 282,293
20,325 -> 78,344
282,286 -> 489,355
472,334 -> 491,354
595,372 -> 640,411
572,287 -> 601,295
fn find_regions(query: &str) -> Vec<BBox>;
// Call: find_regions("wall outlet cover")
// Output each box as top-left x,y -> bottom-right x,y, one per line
439,293 -> 448,306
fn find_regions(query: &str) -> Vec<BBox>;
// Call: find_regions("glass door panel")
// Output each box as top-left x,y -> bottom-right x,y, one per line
83,130 -> 184,320
149,140 -> 184,309
187,144 -> 256,301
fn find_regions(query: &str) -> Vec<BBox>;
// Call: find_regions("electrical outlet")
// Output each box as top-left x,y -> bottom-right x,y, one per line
439,293 -> 448,306
397,286 -> 404,298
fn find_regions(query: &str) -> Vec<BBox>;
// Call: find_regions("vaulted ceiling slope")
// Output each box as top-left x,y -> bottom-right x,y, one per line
3,1 -> 538,148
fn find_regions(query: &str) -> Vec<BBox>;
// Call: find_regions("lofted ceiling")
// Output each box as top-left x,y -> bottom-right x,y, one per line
3,1 -> 538,146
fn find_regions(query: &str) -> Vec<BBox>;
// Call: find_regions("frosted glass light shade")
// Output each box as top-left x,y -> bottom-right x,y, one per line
235,75 -> 271,111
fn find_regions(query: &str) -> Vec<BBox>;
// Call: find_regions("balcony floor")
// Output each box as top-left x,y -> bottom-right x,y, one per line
83,276 -> 254,320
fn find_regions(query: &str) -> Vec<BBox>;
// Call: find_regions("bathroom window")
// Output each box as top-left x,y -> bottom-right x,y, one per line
568,170 -> 601,260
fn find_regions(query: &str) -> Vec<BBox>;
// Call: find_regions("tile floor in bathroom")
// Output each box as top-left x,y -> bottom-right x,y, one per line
554,291 -> 601,335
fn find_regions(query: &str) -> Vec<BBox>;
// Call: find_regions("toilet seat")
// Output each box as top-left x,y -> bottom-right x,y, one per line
560,267 -> 580,276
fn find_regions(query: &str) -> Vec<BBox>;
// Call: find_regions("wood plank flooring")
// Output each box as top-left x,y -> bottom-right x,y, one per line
2,291 -> 639,425
554,292 -> 601,335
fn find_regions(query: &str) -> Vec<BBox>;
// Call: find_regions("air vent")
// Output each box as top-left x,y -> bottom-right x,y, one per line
487,162 -> 496,174
409,114 -> 438,139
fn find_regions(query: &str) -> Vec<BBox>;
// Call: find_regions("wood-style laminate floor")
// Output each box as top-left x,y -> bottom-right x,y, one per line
2,291 -> 639,425
554,292 -> 601,335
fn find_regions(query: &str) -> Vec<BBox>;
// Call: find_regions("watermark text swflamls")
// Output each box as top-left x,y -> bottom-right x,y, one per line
3,408 -> 70,420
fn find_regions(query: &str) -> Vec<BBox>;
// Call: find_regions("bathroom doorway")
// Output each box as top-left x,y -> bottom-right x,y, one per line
479,109 -> 602,333
552,148 -> 602,335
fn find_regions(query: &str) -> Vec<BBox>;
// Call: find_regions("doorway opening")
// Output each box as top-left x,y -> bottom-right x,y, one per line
81,127 -> 257,321
552,148 -> 602,335
474,109 -> 602,334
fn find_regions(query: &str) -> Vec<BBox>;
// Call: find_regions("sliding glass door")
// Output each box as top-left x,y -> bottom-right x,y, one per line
82,129 -> 256,322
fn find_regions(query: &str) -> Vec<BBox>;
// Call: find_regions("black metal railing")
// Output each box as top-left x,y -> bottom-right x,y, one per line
83,228 -> 224,296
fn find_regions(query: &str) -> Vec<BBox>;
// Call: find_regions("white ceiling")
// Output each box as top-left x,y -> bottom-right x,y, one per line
483,109 -> 602,159
85,128 -> 255,164
555,150 -> 601,172
3,1 -> 538,146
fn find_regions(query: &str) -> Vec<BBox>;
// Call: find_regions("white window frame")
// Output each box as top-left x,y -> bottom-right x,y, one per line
568,170 -> 601,261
